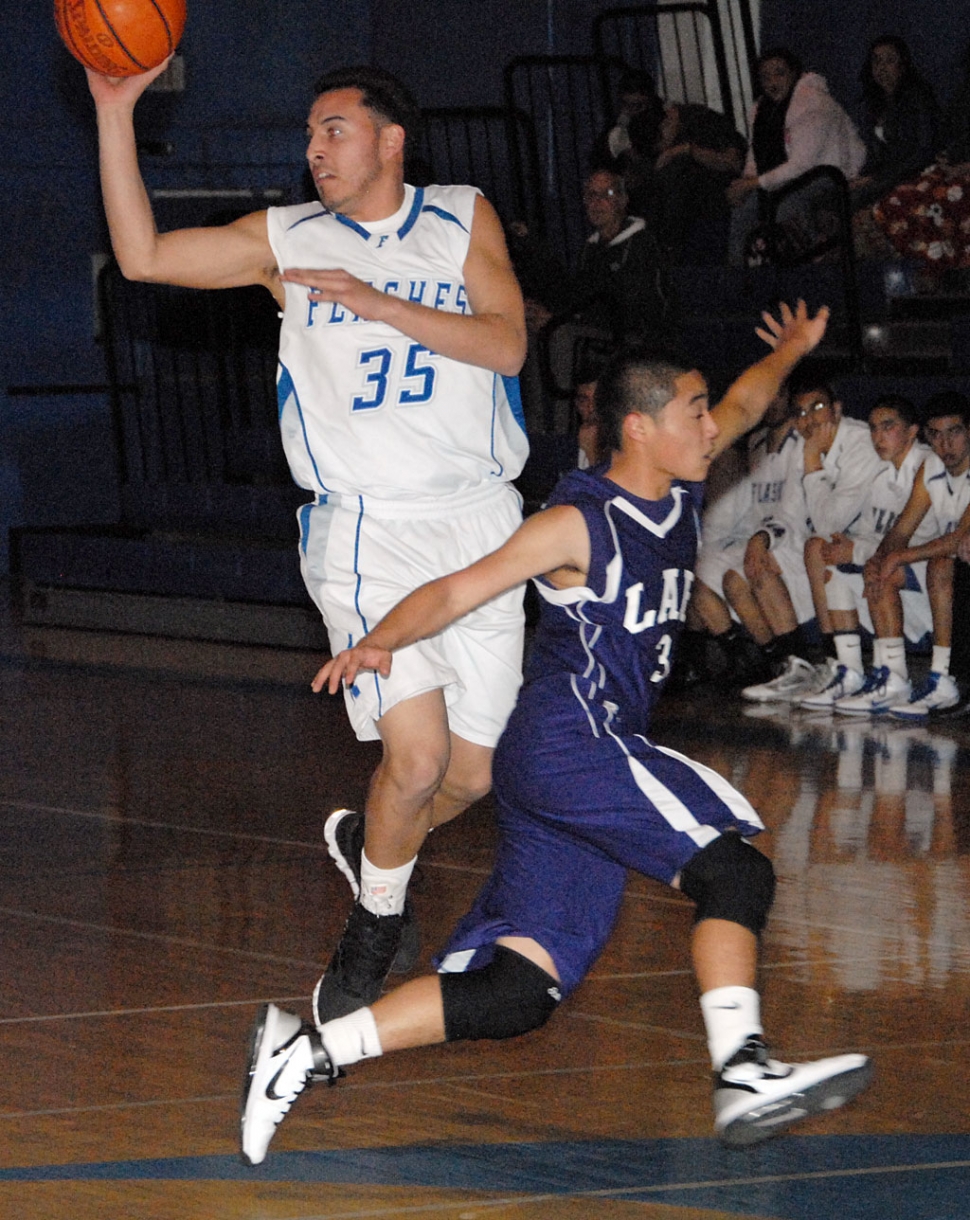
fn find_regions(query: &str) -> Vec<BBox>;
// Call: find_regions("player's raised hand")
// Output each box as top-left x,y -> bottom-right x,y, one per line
756,299 -> 829,356
85,56 -> 173,107
311,643 -> 394,696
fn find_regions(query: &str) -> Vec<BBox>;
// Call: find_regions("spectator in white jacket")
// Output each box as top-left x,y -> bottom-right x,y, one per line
727,48 -> 866,265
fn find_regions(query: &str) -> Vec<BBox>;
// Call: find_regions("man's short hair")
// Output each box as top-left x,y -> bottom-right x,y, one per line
870,394 -> 917,427
789,374 -> 836,405
595,346 -> 693,454
922,390 -> 970,428
313,65 -> 421,146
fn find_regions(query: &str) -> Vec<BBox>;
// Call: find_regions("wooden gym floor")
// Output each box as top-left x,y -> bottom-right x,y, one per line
1,582 -> 969,1220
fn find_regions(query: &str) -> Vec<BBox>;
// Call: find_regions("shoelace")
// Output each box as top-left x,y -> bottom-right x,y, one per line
859,665 -> 890,693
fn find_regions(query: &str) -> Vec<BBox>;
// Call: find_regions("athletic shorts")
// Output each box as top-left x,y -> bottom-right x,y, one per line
695,538 -> 746,601
299,482 -> 524,745
769,534 -> 814,625
436,697 -> 764,996
695,531 -> 813,625
827,561 -> 932,644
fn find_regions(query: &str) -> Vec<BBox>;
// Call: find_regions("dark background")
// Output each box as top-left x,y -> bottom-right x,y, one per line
2,0 -> 969,568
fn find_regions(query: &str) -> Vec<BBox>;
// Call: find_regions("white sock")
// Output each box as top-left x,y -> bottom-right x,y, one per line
360,851 -> 416,916
875,636 -> 907,679
834,632 -> 863,673
699,985 -> 763,1071
932,645 -> 951,676
318,1007 -> 383,1066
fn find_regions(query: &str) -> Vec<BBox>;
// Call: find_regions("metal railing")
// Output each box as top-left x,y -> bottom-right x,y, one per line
593,3 -> 752,134
503,54 -> 631,262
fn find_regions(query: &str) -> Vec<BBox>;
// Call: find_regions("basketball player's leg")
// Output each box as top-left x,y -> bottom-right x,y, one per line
363,688 -> 457,867
242,933 -> 562,1166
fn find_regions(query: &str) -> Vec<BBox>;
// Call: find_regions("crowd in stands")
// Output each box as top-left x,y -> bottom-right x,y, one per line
508,36 -> 970,288
505,38 -> 970,720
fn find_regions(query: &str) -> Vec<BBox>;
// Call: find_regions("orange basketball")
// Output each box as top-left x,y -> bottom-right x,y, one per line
55,0 -> 186,77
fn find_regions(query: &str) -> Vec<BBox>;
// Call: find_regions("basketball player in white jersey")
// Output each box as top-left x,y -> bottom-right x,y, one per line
834,392 -> 970,717
799,395 -> 934,709
86,62 -> 529,1018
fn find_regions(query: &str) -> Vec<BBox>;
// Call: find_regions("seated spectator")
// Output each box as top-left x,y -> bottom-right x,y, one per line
512,169 -> 672,344
740,378 -> 884,703
727,48 -> 865,266
628,99 -> 746,264
851,36 -> 939,257
873,41 -> 970,269
832,392 -> 970,717
592,68 -> 665,166
574,375 -> 603,469
799,395 -> 932,709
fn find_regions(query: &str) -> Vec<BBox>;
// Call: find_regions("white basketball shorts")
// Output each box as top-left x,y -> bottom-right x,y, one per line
299,482 -> 525,745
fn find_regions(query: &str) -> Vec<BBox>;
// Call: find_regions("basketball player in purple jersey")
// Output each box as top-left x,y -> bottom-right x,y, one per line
241,300 -> 872,1165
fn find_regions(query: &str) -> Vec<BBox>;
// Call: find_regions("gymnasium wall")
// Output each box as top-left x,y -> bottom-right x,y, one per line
1,0 -> 969,572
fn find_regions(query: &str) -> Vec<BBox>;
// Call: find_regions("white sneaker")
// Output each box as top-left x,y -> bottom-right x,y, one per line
741,655 -> 817,703
240,1003 -> 337,1166
834,666 -> 911,716
714,1037 -> 873,1147
888,671 -> 959,721
799,663 -> 865,709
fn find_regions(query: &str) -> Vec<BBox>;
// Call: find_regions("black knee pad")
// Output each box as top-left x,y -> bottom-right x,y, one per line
440,946 -> 562,1042
679,833 -> 775,935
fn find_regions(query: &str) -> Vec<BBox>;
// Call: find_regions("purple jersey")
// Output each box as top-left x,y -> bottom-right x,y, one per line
527,465 -> 703,736
436,464 -> 762,993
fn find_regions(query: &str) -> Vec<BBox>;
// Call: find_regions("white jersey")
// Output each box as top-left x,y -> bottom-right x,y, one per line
849,441 -> 934,566
923,454 -> 970,536
744,424 -> 805,546
801,415 -> 884,539
700,425 -> 801,550
267,184 -> 528,503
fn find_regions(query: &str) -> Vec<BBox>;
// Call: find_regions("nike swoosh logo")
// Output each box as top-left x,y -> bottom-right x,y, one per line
266,1044 -> 302,1101
712,1003 -> 741,1009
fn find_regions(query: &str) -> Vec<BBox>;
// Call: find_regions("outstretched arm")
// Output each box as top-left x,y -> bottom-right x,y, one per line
710,300 -> 828,458
280,195 -> 527,376
88,63 -> 279,295
312,504 -> 589,693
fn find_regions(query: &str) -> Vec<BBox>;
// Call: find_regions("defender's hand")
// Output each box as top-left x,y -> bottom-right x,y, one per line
312,644 -> 393,695
281,268 -> 389,322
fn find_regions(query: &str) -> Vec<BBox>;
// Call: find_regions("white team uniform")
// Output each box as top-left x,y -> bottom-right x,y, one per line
266,184 -> 529,742
824,441 -> 935,641
697,429 -> 810,619
801,415 -> 885,540
923,452 -> 970,536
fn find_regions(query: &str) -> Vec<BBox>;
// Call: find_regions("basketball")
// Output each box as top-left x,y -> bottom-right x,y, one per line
54,0 -> 186,77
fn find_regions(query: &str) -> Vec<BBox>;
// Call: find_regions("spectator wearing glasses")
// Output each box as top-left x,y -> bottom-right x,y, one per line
740,380 -> 883,703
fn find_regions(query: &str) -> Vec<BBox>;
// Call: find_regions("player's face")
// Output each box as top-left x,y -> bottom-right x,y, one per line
648,371 -> 718,482
868,407 -> 916,466
794,389 -> 837,439
305,88 -> 397,218
925,414 -> 970,475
